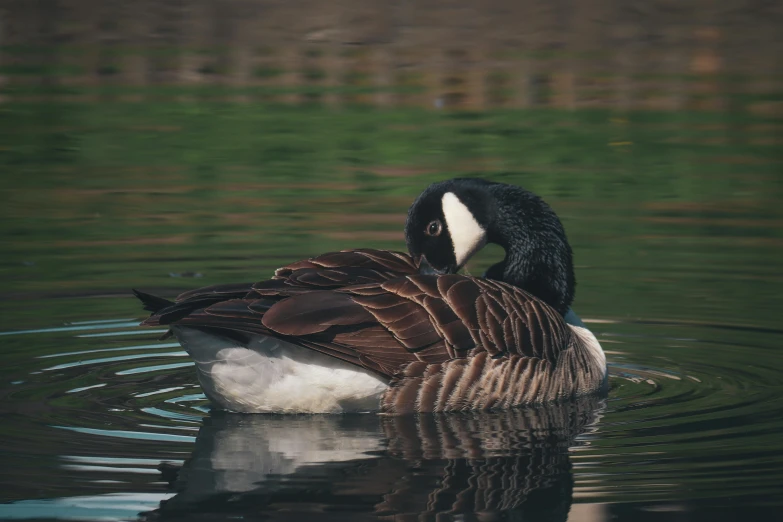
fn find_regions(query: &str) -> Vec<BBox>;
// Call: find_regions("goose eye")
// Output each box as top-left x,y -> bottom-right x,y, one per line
425,220 -> 442,237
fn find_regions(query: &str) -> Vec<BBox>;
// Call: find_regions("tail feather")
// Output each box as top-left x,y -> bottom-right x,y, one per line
133,289 -> 175,314
133,289 -> 250,326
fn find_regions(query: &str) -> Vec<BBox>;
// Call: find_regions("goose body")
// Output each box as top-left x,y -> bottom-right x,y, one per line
135,179 -> 607,413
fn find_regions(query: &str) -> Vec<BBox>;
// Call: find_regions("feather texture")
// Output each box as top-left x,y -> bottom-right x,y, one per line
137,248 -> 606,413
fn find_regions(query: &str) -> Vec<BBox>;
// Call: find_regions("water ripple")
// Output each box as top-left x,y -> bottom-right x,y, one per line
1,314 -> 782,520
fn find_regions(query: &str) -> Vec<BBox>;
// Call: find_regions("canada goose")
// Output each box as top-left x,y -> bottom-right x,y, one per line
135,178 -> 606,413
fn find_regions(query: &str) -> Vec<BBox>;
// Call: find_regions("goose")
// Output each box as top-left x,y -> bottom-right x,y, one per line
134,178 -> 606,413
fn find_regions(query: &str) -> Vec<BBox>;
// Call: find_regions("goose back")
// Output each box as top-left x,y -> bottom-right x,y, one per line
138,249 -> 605,413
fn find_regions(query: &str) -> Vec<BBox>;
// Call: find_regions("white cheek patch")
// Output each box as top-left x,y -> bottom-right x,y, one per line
441,192 -> 487,267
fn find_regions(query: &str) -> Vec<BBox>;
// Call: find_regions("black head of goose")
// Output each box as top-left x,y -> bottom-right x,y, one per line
134,178 -> 606,414
405,177 -> 575,316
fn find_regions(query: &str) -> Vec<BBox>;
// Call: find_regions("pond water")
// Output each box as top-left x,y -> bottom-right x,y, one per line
1,105 -> 782,521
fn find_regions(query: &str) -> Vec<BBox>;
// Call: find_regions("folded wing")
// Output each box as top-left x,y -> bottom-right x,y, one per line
139,249 -> 572,386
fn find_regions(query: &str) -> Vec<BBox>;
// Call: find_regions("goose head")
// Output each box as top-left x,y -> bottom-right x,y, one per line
405,178 -> 575,316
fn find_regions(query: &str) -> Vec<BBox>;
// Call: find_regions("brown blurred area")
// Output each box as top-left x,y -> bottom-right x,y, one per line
1,0 -> 781,113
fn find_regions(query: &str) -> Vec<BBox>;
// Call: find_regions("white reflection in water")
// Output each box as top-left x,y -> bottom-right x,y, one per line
144,398 -> 602,520
0,492 -> 175,521
42,352 -> 186,371
0,321 -> 141,337
54,426 -> 196,443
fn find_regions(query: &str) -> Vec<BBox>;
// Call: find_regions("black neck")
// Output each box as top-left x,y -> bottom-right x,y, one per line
482,186 -> 575,316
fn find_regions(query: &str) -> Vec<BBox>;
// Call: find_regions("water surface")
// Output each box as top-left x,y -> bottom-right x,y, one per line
1,105 -> 782,521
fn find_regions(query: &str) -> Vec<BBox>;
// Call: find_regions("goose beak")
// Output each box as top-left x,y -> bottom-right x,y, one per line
418,255 -> 447,275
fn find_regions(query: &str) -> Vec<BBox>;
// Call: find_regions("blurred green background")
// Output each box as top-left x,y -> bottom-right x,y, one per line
1,0 -> 782,330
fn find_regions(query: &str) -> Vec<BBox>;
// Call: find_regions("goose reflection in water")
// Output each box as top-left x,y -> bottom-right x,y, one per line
142,397 -> 603,521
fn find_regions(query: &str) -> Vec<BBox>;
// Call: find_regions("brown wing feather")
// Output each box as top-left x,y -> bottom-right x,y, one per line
138,249 -> 572,390
475,279 -> 571,362
370,275 -> 569,364
272,249 -> 416,280
249,249 -> 417,299
175,282 -> 257,303
261,291 -> 375,335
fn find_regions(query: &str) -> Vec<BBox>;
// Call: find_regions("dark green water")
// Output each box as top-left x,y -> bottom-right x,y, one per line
1,104 -> 782,521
